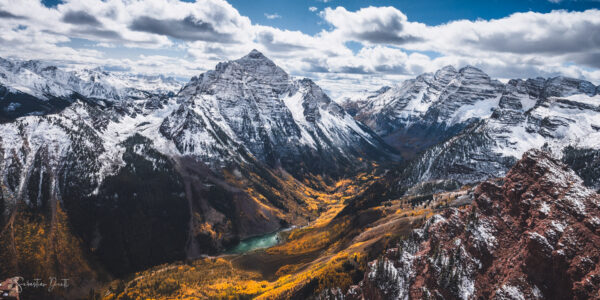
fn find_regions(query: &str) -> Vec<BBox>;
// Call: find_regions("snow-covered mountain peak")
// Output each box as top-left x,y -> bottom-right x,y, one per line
14,58 -> 53,73
294,77 -> 347,122
182,50 -> 290,98
231,49 -> 289,83
242,49 -> 269,60
429,65 -> 493,87
0,56 -> 184,120
343,65 -> 505,158
220,49 -> 288,80
436,65 -> 457,73
433,65 -> 458,82
395,70 -> 600,187
164,51 -> 398,176
0,56 -> 183,101
297,77 -> 334,104
544,76 -> 597,97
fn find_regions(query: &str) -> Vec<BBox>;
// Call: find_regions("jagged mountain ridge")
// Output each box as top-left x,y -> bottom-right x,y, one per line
397,77 -> 600,190
344,66 -> 506,158
343,66 -> 600,194
353,150 -> 600,299
344,66 -> 599,158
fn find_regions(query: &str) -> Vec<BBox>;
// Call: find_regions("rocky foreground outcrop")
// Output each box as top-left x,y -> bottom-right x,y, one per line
352,150 -> 600,299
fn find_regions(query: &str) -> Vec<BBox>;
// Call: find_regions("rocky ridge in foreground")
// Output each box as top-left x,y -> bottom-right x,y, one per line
353,150 -> 600,299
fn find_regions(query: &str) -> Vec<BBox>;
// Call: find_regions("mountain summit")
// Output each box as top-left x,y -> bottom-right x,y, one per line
243,48 -> 270,59
170,50 -> 398,176
341,65 -> 600,192
345,64 -> 505,158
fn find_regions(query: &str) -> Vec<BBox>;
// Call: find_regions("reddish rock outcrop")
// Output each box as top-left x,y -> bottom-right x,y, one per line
355,150 -> 600,299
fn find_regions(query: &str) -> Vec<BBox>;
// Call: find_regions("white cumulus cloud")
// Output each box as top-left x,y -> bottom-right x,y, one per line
0,0 -> 598,96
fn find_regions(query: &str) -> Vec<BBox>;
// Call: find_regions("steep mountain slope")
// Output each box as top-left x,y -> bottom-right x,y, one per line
168,49 -> 397,177
344,66 -> 505,158
337,86 -> 391,117
563,146 -> 600,192
399,78 -> 600,189
0,50 -> 397,282
355,150 -> 600,299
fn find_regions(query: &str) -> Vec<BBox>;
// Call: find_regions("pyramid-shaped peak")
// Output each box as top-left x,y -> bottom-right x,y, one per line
242,49 -> 268,60
229,49 -> 288,79
183,48 -> 289,95
234,49 -> 279,68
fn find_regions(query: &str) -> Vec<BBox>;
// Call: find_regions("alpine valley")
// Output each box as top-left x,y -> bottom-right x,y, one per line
1,50 -> 599,300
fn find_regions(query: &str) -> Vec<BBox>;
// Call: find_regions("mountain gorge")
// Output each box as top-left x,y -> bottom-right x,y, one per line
0,50 -> 599,299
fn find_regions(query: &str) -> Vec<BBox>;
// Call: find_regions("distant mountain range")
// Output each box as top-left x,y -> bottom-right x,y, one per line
0,57 -> 182,121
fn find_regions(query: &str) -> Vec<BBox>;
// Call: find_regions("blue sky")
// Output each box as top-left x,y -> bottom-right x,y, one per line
2,0 -> 600,97
227,0 -> 600,33
42,0 -> 600,33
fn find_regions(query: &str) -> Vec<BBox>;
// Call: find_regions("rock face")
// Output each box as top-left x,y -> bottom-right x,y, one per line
398,78 -> 600,188
357,150 -> 600,300
169,49 -> 397,176
346,66 -> 505,158
562,146 -> 600,191
341,67 -> 600,193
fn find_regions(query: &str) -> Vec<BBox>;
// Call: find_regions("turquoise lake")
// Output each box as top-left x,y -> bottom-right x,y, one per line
225,230 -> 284,254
